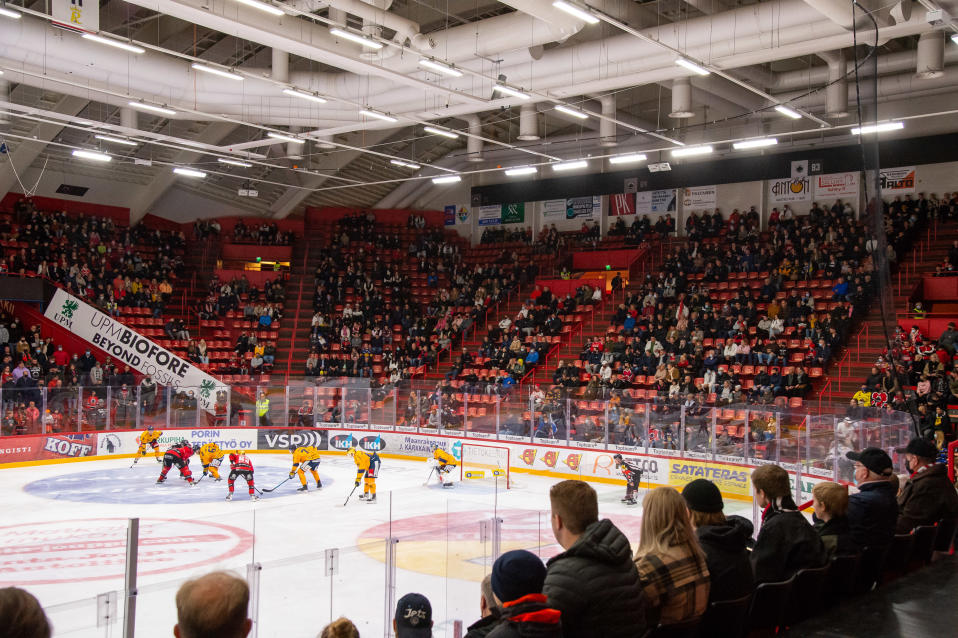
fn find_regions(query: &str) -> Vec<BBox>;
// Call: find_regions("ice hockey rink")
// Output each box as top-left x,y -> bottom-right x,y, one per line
1,453 -> 756,638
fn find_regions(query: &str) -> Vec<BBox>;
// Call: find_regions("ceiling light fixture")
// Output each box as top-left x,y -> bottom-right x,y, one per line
851,121 -> 905,135
191,63 -> 243,81
505,166 -> 538,176
733,137 -> 778,150
609,153 -> 648,164
330,27 -> 384,49
95,135 -> 138,147
555,104 -> 589,119
432,175 -> 462,184
675,58 -> 710,76
774,105 -> 802,119
671,145 -> 713,157
128,101 -> 176,116
82,34 -> 145,54
0,6 -> 21,19
648,162 -> 671,172
218,158 -> 253,167
493,84 -> 531,100
952,33 -> 958,45
233,0 -> 285,17
282,88 -> 328,104
423,126 -> 459,139
552,160 -> 588,171
359,109 -> 398,123
418,59 -> 463,77
72,149 -> 111,162
173,167 -> 207,178
267,132 -> 306,144
551,1 -> 600,24
390,159 -> 421,169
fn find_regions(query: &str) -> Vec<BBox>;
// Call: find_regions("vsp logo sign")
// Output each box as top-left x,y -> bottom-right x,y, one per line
258,429 -> 328,450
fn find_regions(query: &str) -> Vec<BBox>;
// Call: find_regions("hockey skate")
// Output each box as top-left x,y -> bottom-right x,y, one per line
297,485 -> 308,492
358,493 -> 368,500
625,497 -> 637,505
225,493 -> 233,501
366,494 -> 377,503
156,477 -> 166,484
251,494 -> 260,501
316,481 -> 323,489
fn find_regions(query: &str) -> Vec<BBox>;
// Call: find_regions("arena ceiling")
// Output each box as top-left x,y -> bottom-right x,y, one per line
0,0 -> 957,219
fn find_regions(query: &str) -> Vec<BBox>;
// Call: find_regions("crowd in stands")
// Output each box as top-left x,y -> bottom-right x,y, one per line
229,220 -> 295,245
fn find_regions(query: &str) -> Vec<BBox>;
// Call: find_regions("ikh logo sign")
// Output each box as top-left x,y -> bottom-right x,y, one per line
329,434 -> 385,452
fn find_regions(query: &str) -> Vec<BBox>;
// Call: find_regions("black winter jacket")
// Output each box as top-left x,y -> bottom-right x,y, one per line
752,506 -> 826,584
696,515 -> 755,602
544,518 -> 646,638
847,480 -> 898,549
465,610 -> 501,638
897,463 -> 958,533
486,594 -> 563,638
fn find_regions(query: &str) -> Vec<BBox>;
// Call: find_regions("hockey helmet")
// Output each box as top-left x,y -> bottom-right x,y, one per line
613,453 -> 623,462
180,439 -> 190,448
147,425 -> 154,432
289,444 -> 298,452
192,443 -> 201,453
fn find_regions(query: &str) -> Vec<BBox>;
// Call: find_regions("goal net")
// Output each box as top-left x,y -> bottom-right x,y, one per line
460,443 -> 512,489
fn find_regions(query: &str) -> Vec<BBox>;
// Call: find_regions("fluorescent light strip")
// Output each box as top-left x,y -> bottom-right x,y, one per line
234,0 -> 285,16
432,175 -> 462,185
775,105 -> 802,119
505,166 -> 538,176
851,121 -> 904,135
359,109 -> 398,123
72,149 -> 111,162
555,104 -> 588,119
493,84 -> 531,100
82,34 -> 145,54
218,158 -> 253,167
0,7 -> 21,19
173,167 -> 207,178
952,33 -> 958,46
609,153 -> 648,165
424,126 -> 459,139
675,58 -> 710,76
733,137 -> 778,150
191,63 -> 243,81
95,135 -> 138,147
671,145 -> 713,157
128,101 -> 176,116
390,159 -> 421,169
552,160 -> 588,171
551,1 -> 600,24
267,132 -> 306,144
330,28 -> 384,50
418,59 -> 463,78
282,88 -> 327,104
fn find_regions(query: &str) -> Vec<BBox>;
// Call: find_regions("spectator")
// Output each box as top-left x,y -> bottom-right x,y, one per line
844,447 -> 898,550
476,549 -> 562,638
895,437 -> 958,533
319,618 -> 360,638
811,481 -> 857,558
0,586 -> 51,638
681,479 -> 754,604
543,479 -> 645,638
173,571 -> 251,638
633,487 -> 709,627
750,464 -> 826,583
465,574 -> 500,638
393,593 -> 433,638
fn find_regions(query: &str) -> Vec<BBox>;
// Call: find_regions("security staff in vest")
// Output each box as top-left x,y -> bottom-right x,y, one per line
256,391 -> 271,427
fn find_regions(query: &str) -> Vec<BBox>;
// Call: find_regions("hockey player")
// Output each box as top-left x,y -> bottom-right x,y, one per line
157,440 -> 196,485
613,453 -> 643,505
431,444 -> 458,487
348,444 -> 381,503
226,452 -> 258,501
198,442 -> 225,481
289,444 -> 323,492
135,425 -> 163,463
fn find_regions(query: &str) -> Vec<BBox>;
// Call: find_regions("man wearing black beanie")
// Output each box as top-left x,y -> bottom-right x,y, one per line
466,550 -> 562,638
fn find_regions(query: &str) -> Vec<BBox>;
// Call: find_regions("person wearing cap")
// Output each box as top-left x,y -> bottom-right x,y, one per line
393,593 -> 433,638
895,437 -> 958,533
682,479 -> 754,604
844,447 -> 899,550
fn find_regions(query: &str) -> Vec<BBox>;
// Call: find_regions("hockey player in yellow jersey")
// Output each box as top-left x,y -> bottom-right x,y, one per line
289,444 -> 323,492
199,442 -> 225,481
348,443 -> 381,503
430,444 -> 458,488
135,425 -> 163,463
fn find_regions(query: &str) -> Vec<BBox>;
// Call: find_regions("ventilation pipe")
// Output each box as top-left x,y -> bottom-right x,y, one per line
272,48 -> 290,83
315,134 -> 337,149
599,95 -> 617,147
819,51 -> 848,117
287,126 -> 303,159
119,106 -> 137,131
670,78 -> 694,118
0,79 -> 9,124
463,115 -> 483,162
517,104 -> 539,140
916,30 -> 945,79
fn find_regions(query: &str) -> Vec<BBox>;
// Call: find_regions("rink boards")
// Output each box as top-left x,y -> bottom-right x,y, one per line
0,425 -> 832,503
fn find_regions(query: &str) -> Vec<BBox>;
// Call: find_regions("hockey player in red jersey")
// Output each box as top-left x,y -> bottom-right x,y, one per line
157,440 -> 197,485
613,453 -> 643,505
226,452 -> 259,501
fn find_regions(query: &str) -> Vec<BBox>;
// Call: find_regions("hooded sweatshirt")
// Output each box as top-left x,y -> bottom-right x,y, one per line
696,515 -> 755,603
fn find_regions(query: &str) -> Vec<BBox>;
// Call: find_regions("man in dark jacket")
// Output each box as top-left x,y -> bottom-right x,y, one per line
896,437 -> 958,533
750,465 -> 826,583
543,480 -> 645,638
480,550 -> 562,638
844,447 -> 898,549
681,479 -> 754,603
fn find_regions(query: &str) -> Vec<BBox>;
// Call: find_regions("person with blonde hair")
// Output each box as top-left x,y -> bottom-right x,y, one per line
319,617 -> 360,638
633,487 -> 710,627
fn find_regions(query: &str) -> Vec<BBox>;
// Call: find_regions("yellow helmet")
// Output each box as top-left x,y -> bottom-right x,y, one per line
346,447 -> 355,457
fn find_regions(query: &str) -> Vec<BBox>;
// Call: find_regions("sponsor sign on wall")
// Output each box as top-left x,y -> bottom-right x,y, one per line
444,205 -> 456,226
609,193 -> 636,216
879,166 -> 916,194
257,428 -> 328,451
668,459 -> 751,497
681,185 -> 717,210
636,189 -> 677,215
477,204 -> 502,226
44,289 -> 228,413
501,203 -> 525,224
542,199 -> 567,220
768,176 -> 812,204
0,433 -> 98,464
565,196 -> 601,221
814,171 -> 859,200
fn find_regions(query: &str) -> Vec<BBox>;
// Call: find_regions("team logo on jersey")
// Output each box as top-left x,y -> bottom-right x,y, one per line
519,449 -> 537,466
541,451 -> 558,468
563,453 -> 581,471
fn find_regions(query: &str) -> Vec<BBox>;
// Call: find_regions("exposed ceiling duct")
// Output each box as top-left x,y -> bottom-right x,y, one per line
916,30 -> 945,79
464,115 -> 484,163
518,104 -> 540,141
818,51 -> 849,118
670,78 -> 694,118
599,95 -> 617,147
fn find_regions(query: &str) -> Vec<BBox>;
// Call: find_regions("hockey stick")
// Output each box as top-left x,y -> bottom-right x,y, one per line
423,466 -> 436,486
261,476 -> 292,493
343,482 -> 360,506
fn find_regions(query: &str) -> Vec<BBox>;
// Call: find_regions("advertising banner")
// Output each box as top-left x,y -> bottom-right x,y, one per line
814,172 -> 859,200
52,0 -> 99,33
768,176 -> 812,204
681,185 -> 717,210
501,203 -> 525,224
45,289 -> 228,413
444,205 -> 456,226
257,428 -> 329,451
0,433 -> 98,464
879,166 -> 916,194
477,204 -> 502,226
667,459 -> 751,497
565,196 -> 601,221
637,189 -> 677,215
542,199 -> 567,220
609,193 -> 636,216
